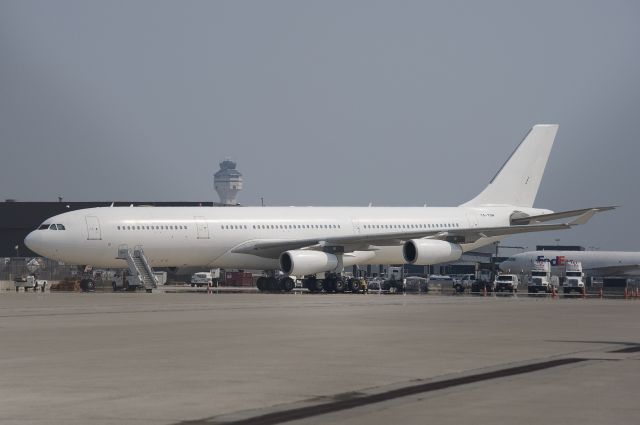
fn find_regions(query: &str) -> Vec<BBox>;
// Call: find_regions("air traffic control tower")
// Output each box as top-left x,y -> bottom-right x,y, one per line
214,159 -> 243,205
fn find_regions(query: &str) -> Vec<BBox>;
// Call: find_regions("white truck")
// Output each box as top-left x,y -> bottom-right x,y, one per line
528,261 -> 558,293
494,274 -> 519,292
190,269 -> 221,287
14,275 -> 46,292
562,260 -> 586,294
381,266 -> 404,292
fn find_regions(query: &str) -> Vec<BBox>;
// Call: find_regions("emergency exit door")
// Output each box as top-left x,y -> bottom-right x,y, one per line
85,216 -> 102,240
194,216 -> 210,239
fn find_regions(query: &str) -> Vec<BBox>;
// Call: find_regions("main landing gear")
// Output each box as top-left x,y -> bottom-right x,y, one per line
256,273 -> 295,293
256,272 -> 361,294
304,273 -> 360,293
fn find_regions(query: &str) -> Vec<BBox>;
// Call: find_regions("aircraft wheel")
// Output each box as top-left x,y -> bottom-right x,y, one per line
266,277 -> 277,292
256,277 -> 266,292
81,279 -> 95,292
304,278 -> 315,292
282,277 -> 295,292
323,278 -> 335,292
309,278 -> 323,292
334,278 -> 346,292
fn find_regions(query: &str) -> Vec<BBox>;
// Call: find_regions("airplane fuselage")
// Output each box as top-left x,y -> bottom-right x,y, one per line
500,251 -> 640,277
25,205 -> 541,269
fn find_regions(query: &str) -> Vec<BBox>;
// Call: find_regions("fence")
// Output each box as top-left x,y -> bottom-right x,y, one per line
0,257 -> 80,281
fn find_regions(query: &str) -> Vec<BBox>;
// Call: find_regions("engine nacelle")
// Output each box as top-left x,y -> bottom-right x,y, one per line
280,250 -> 339,276
402,239 -> 463,265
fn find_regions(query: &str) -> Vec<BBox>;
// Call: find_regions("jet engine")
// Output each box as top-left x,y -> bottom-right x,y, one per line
402,239 -> 463,265
280,250 -> 339,276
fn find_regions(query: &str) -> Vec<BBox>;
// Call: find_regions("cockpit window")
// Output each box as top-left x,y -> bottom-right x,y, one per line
38,224 -> 50,230
49,224 -> 58,230
56,224 -> 66,230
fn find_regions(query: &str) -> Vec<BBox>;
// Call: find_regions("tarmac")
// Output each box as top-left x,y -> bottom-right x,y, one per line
0,292 -> 638,425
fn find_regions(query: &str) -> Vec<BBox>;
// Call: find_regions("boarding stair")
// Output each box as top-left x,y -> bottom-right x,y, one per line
116,245 -> 158,291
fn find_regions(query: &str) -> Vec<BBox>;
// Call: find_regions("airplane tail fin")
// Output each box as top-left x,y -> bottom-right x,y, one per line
461,124 -> 559,208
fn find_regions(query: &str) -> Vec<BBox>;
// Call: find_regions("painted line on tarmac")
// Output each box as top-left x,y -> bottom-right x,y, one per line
176,357 -> 586,425
610,345 -> 640,353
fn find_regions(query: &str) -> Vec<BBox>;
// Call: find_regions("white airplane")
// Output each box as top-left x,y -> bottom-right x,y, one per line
500,250 -> 640,277
25,124 -> 614,290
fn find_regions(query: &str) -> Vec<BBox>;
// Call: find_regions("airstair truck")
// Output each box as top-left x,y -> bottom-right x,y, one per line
528,261 -> 558,293
562,260 -> 586,294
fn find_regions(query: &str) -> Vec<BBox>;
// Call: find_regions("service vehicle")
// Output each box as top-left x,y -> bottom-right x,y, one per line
404,276 -> 429,292
494,273 -> 519,292
191,269 -> 220,287
381,266 -> 404,292
453,274 -> 476,293
562,260 -> 586,294
528,261 -> 558,293
14,275 -> 41,291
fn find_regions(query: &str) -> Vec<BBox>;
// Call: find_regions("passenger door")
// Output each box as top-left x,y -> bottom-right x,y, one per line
351,218 -> 361,234
85,216 -> 102,240
194,216 -> 210,239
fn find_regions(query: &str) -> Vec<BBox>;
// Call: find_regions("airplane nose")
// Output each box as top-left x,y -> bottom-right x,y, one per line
24,231 -> 42,255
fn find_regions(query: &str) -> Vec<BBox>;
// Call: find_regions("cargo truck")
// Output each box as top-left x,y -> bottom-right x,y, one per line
528,261 -> 558,293
562,260 -> 586,294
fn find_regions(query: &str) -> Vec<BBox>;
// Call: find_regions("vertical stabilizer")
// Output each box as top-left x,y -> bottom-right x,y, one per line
462,124 -> 559,207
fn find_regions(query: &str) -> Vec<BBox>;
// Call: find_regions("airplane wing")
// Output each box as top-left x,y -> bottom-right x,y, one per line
231,210 -> 600,259
510,206 -> 617,225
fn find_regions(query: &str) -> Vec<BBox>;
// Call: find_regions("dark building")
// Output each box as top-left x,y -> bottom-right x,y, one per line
536,245 -> 585,251
0,200 -> 216,257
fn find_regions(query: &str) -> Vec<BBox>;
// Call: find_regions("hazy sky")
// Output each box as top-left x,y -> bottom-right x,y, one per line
1,1 -> 639,250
